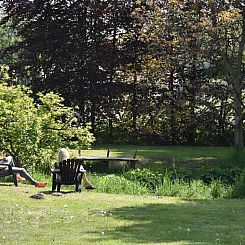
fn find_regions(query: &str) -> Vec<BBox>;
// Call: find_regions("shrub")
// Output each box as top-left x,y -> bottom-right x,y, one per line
155,177 -> 189,197
124,168 -> 164,190
187,180 -> 211,199
123,168 -> 237,199
210,180 -> 228,199
199,168 -> 242,185
0,82 -> 94,173
230,173 -> 245,198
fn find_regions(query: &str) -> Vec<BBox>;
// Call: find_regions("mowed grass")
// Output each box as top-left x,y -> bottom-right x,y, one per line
78,145 -> 245,173
0,184 -> 245,245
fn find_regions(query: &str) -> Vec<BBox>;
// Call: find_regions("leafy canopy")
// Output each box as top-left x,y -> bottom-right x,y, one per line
0,79 -> 94,171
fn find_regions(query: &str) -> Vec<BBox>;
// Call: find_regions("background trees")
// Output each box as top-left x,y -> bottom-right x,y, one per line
1,0 -> 245,147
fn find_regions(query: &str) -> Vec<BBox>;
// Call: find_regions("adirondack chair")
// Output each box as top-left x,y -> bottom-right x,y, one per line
0,161 -> 18,186
51,158 -> 85,192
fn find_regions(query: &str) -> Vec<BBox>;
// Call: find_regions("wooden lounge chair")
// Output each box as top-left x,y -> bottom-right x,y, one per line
51,158 -> 85,192
0,162 -> 18,186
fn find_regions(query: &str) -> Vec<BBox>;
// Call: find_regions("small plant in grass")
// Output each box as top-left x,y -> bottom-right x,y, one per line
209,180 -> 229,199
187,180 -> 211,199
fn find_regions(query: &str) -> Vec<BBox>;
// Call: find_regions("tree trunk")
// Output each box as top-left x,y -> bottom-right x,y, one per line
107,0 -> 118,139
108,96 -> 113,138
187,95 -> 196,145
233,9 -> 245,149
168,70 -> 177,144
90,99 -> 96,134
132,71 -> 137,130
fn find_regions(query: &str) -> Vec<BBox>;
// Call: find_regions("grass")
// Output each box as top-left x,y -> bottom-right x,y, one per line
1,145 -> 245,244
78,145 -> 245,173
0,184 -> 245,244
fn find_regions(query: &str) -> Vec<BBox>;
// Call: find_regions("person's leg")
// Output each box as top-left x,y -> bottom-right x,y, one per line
82,173 -> 93,187
12,167 -> 47,187
79,165 -> 96,189
12,167 -> 37,185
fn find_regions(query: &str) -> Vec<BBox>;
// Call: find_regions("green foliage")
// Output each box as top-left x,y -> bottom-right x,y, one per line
1,1 -> 245,147
92,174 -> 150,195
0,82 -> 94,172
122,168 -> 236,199
0,65 -> 10,81
230,173 -> 245,198
200,168 -> 242,185
209,180 -> 229,199
155,178 -> 232,199
155,178 -> 213,199
155,177 -> 190,198
124,168 -> 164,190
123,167 -> 242,192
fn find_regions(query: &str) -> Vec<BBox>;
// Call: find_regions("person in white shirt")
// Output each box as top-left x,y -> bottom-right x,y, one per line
0,155 -> 47,188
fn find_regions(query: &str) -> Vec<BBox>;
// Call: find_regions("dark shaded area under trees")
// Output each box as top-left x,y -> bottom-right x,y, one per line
1,0 -> 245,147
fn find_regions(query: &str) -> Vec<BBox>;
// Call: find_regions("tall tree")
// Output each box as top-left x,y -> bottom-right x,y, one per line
210,1 -> 245,148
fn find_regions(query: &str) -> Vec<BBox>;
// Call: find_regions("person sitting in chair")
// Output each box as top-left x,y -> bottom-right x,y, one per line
0,155 -> 48,188
57,148 -> 96,189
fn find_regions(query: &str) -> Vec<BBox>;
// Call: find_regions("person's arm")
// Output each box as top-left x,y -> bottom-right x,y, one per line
0,158 -> 10,170
3,156 -> 13,164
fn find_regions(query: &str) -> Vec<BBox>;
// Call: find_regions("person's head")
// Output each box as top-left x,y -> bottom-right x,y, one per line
57,148 -> 70,163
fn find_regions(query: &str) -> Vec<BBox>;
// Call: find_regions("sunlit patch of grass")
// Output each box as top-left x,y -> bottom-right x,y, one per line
190,157 -> 216,161
0,185 -> 245,244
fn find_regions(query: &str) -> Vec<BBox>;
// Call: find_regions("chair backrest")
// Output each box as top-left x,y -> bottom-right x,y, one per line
58,159 -> 82,183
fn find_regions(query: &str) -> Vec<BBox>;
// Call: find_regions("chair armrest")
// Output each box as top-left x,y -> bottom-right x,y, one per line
51,168 -> 60,174
0,163 -> 13,171
51,168 -> 86,174
0,163 -> 14,176
0,162 -> 12,167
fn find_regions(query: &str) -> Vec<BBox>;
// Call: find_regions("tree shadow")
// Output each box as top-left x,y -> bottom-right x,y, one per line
87,199 -> 245,244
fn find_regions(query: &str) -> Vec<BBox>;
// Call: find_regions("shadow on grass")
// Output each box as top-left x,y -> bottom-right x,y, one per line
0,182 -> 14,187
87,199 -> 245,244
41,190 -> 75,195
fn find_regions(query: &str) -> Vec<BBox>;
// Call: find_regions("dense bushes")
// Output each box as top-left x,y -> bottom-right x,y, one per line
199,168 -> 242,185
88,168 -> 245,199
124,168 -> 243,188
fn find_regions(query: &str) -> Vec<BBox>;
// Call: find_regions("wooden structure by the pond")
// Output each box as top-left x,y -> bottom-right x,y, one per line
76,149 -> 139,172
77,156 -> 138,168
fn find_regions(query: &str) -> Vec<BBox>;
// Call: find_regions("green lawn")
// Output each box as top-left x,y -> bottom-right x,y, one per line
0,184 -> 245,244
77,145 -> 245,173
